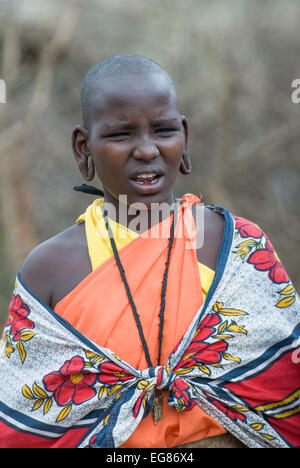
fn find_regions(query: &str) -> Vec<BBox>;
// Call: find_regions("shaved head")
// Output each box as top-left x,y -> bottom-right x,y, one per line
80,54 -> 178,128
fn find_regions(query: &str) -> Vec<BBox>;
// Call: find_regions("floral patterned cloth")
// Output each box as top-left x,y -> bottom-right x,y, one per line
0,207 -> 299,448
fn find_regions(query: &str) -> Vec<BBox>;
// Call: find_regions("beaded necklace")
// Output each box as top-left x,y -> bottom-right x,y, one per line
101,201 -> 178,423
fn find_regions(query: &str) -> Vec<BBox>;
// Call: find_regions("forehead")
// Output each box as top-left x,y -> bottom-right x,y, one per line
88,73 -> 179,123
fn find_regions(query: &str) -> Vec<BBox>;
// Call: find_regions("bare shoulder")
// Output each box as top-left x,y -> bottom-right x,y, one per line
203,205 -> 225,242
192,204 -> 225,270
20,222 -> 90,308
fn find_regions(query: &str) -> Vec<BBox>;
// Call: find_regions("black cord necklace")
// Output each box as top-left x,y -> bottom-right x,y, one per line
101,201 -> 178,423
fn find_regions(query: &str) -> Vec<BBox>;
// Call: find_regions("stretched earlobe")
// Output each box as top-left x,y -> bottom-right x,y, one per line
72,125 -> 94,182
85,153 -> 95,181
179,116 -> 191,175
180,152 -> 192,175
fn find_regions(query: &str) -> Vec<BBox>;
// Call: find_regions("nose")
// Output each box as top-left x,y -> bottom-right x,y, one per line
132,137 -> 159,160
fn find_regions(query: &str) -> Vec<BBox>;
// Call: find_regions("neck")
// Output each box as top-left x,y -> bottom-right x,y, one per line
102,190 -> 178,233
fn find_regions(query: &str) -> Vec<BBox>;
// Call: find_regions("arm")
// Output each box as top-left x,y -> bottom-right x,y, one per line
20,239 -> 58,308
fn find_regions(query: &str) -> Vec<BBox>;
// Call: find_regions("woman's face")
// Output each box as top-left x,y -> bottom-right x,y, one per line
85,73 -> 189,209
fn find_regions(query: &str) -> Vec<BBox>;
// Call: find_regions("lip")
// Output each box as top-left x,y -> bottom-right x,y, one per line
129,166 -> 164,179
129,174 -> 165,194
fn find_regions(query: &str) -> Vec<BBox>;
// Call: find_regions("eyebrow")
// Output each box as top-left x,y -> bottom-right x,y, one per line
151,118 -> 180,127
101,118 -> 180,132
101,123 -> 136,132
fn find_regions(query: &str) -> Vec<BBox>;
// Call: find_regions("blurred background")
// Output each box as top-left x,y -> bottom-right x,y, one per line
0,0 -> 299,327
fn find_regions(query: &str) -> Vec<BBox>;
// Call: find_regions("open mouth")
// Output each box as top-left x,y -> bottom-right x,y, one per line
129,172 -> 164,194
131,173 -> 162,186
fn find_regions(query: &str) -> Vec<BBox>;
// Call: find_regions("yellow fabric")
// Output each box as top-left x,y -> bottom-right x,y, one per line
76,198 -> 215,301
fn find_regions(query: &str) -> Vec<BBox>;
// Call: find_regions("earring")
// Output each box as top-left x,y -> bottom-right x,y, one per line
85,153 -> 94,181
180,153 -> 191,175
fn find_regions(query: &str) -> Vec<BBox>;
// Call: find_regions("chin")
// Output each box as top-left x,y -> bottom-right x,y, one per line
104,185 -> 175,209
130,191 -> 174,208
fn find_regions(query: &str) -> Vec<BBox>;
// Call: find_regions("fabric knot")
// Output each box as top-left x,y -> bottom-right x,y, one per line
168,377 -> 198,413
155,366 -> 174,390
140,366 -> 175,391
180,193 -> 202,207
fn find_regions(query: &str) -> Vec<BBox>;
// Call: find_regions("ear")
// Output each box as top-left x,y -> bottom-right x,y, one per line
71,125 -> 95,181
179,116 -> 192,175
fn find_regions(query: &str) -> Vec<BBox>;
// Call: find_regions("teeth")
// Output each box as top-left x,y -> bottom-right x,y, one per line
135,173 -> 156,179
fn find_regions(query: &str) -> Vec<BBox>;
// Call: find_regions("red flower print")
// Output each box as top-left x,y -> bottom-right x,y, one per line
234,216 -> 262,239
98,361 -> 134,385
171,378 -> 197,411
43,356 -> 97,406
174,314 -> 228,372
194,314 -> 221,342
171,314 -> 220,357
6,295 -> 34,341
247,239 -> 289,284
176,341 -> 228,370
209,399 -> 246,423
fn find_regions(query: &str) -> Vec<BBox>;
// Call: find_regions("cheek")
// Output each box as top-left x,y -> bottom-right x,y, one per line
160,134 -> 185,155
93,154 -> 127,190
92,145 -> 120,170
161,140 -> 184,168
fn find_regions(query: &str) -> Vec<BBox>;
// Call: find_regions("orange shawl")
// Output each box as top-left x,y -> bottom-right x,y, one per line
54,194 -> 225,447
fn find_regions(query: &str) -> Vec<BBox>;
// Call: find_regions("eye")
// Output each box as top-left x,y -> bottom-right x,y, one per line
155,128 -> 178,137
105,132 -> 131,141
